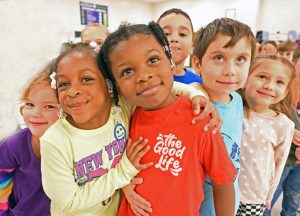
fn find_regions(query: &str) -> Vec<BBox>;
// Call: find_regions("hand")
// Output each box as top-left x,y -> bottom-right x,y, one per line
292,129 -> 300,146
296,147 -> 300,163
265,201 -> 271,210
123,177 -> 152,216
126,137 -> 154,171
191,96 -> 222,134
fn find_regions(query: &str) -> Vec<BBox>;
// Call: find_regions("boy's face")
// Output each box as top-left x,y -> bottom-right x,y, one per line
22,82 -> 59,138
260,43 -> 277,55
158,13 -> 193,66
194,34 -> 251,103
110,34 -> 175,110
278,51 -> 293,62
56,52 -> 111,129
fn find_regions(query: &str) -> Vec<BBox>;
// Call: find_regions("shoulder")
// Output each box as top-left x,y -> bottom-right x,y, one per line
0,128 -> 31,149
277,113 -> 295,130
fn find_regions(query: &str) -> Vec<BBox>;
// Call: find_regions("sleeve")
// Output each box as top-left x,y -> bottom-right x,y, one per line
266,122 -> 294,203
172,81 -> 208,100
0,139 -> 17,216
40,131 -> 139,214
200,130 -> 237,185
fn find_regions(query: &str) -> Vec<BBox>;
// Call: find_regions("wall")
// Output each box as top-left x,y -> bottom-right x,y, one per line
0,0 -> 152,139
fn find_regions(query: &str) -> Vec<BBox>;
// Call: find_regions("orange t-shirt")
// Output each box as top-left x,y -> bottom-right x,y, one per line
118,96 -> 236,216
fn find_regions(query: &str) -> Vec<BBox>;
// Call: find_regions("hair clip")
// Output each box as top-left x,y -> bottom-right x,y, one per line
57,106 -> 67,120
50,72 -> 57,89
105,79 -> 114,98
89,41 -> 98,49
170,58 -> 176,70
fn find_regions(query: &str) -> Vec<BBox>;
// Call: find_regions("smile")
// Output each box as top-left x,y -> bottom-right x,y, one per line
68,102 -> 87,111
257,90 -> 274,98
30,122 -> 48,126
217,81 -> 238,85
137,84 -> 161,96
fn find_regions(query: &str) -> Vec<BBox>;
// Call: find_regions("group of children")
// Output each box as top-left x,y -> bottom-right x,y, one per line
0,7 -> 300,216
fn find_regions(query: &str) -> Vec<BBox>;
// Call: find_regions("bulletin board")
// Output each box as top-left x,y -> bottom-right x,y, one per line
80,1 -> 108,27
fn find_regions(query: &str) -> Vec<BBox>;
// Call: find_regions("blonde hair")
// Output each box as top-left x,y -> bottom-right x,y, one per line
240,55 -> 295,118
81,23 -> 110,41
277,40 -> 297,52
20,60 -> 56,102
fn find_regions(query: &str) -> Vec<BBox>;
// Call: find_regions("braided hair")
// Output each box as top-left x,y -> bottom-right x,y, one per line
97,21 -> 174,105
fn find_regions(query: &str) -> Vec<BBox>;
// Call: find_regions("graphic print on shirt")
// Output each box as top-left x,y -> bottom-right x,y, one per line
154,133 -> 186,176
221,132 -> 240,179
75,124 -> 127,186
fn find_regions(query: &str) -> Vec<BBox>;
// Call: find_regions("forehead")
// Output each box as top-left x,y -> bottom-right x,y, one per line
82,28 -> 108,40
254,60 -> 291,78
26,82 -> 57,101
207,34 -> 252,53
158,13 -> 192,31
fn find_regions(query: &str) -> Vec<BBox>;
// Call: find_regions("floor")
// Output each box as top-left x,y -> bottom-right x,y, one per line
272,194 -> 300,216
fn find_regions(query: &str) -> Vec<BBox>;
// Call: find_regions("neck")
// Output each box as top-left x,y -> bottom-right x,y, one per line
245,93 -> 271,115
173,62 -> 186,76
31,135 -> 41,159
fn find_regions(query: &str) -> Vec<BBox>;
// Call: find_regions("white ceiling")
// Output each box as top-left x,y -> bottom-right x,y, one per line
138,0 -> 172,3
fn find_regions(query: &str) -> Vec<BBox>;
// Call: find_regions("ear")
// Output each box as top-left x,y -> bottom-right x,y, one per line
192,55 -> 202,76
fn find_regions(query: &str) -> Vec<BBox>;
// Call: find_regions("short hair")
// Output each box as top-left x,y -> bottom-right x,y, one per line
20,60 -> 56,102
98,22 -> 173,105
80,23 -> 110,41
193,18 -> 256,64
277,40 -> 297,52
292,46 -> 300,62
157,8 -> 194,33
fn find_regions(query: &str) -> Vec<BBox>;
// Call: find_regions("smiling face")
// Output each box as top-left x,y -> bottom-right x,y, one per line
56,51 -> 111,129
259,43 -> 277,55
194,34 -> 252,103
158,13 -> 193,68
245,59 -> 291,112
22,82 -> 59,138
109,34 -> 176,110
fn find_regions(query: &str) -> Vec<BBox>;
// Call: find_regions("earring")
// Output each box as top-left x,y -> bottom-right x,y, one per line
105,79 -> 114,98
57,106 -> 67,120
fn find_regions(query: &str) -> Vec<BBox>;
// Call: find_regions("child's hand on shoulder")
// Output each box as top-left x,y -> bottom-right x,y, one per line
126,137 -> 154,171
191,96 -> 222,134
123,177 -> 152,216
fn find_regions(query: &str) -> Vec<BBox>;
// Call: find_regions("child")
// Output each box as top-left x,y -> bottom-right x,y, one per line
157,8 -> 202,84
40,43 -> 219,216
0,62 -> 59,216
258,40 -> 277,56
98,22 -> 236,216
263,48 -> 300,216
81,23 -> 110,52
277,40 -> 297,62
237,55 -> 295,216
192,17 -> 256,215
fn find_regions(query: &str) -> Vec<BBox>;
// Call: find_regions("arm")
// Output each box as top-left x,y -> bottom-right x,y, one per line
41,134 -> 152,214
265,125 -> 294,205
212,181 -> 235,216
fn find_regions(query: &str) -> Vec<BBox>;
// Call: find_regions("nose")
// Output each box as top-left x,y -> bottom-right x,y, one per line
169,32 -> 179,43
263,80 -> 275,91
136,69 -> 153,84
32,106 -> 43,117
222,61 -> 237,77
67,86 -> 81,97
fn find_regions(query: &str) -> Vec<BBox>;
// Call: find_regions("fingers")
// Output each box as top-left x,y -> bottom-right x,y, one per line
293,130 -> 300,146
130,177 -> 143,185
192,96 -> 204,115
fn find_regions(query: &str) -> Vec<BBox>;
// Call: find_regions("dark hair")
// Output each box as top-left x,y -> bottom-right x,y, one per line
239,55 -> 295,119
97,21 -> 173,105
193,18 -> 256,64
157,8 -> 194,33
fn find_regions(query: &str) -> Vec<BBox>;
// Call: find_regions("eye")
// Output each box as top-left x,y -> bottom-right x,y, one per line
24,102 -> 34,108
257,74 -> 267,79
45,104 -> 57,109
277,80 -> 285,85
148,56 -> 159,64
82,77 -> 95,83
164,31 -> 170,37
121,68 -> 134,77
179,33 -> 188,37
237,56 -> 247,63
57,82 -> 69,90
214,55 -> 224,62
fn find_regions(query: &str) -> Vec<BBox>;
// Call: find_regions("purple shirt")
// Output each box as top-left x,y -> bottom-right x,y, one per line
0,128 -> 50,216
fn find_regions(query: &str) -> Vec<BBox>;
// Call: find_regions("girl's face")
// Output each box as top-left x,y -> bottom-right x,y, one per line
158,13 -> 193,66
109,34 -> 175,110
56,51 -> 111,129
22,82 -> 59,138
245,59 -> 291,111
